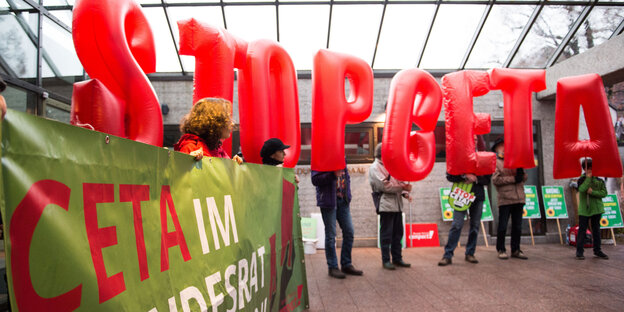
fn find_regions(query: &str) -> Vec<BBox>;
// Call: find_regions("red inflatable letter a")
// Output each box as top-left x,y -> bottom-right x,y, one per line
553,74 -> 622,179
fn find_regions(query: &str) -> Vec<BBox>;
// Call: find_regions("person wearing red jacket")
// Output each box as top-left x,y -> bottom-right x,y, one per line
174,97 -> 240,163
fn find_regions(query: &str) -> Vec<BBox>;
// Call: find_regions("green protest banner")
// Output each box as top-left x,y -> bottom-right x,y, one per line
440,187 -> 492,222
601,195 -> 624,229
541,186 -> 568,219
0,111 -> 308,312
523,185 -> 541,219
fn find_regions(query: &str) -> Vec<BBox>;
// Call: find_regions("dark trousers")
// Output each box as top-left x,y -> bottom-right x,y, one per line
496,203 -> 524,253
443,200 -> 483,259
380,212 -> 403,263
577,214 -> 602,256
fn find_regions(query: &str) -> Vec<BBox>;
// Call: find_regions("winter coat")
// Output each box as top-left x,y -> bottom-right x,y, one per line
174,133 -> 230,158
311,169 -> 351,209
492,157 -> 528,206
368,159 -> 405,213
578,175 -> 607,217
446,172 -> 491,201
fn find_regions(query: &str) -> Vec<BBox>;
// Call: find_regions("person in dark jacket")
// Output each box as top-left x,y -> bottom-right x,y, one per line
576,158 -> 609,260
491,137 -> 528,260
439,135 -> 492,266
311,168 -> 363,278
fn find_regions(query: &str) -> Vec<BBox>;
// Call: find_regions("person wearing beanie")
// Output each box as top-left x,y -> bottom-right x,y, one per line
576,158 -> 609,260
369,143 -> 412,270
491,137 -> 528,260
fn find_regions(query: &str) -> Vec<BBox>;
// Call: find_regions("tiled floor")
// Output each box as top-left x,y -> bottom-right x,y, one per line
304,244 -> 624,311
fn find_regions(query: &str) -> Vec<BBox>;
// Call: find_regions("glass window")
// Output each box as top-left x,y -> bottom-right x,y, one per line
345,128 -> 371,157
373,4 -> 436,69
556,6 -> 624,63
1,0 -> 32,10
2,84 -> 33,113
48,10 -> 73,28
420,4 -> 487,69
328,5 -> 384,65
167,6 -> 224,72
510,5 -> 584,68
279,5 -> 330,70
224,6 -> 277,42
167,0 -> 220,3
42,0 -> 74,5
143,8 -> 182,73
300,126 -> 312,164
466,5 -> 536,69
44,98 -> 71,123
0,11 -> 39,78
42,16 -> 82,77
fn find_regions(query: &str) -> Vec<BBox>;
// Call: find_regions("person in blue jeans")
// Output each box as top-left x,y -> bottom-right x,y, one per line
311,168 -> 363,279
438,172 -> 491,266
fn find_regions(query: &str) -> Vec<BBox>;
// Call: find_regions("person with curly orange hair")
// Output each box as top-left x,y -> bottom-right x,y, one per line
174,97 -> 236,161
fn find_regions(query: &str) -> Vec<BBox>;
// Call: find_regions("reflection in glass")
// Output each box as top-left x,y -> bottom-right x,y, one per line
510,6 -> 583,68
143,8 -> 182,72
328,5 -> 384,65
345,131 -> 370,156
557,6 -> 624,63
45,99 -> 71,123
225,6 -> 277,42
420,4 -> 486,69
466,5 -> 535,69
42,17 -> 83,77
0,13 -> 38,78
279,5 -> 329,70
168,6 -> 224,72
49,10 -> 73,28
374,4 -> 435,69
2,85 -> 31,112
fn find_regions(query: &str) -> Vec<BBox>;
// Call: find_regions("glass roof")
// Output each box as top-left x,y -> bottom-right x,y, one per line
0,0 -> 623,80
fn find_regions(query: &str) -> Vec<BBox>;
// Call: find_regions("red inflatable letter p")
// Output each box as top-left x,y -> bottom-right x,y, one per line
553,74 -> 623,178
311,49 -> 373,171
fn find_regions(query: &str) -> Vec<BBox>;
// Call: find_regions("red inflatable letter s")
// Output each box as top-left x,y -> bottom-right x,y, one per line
489,68 -> 545,169
311,49 -> 373,171
382,69 -> 442,181
553,74 -> 623,178
72,0 -> 162,146
442,70 -> 496,176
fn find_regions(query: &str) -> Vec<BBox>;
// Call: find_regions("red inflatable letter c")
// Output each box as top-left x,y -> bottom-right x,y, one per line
382,69 -> 442,181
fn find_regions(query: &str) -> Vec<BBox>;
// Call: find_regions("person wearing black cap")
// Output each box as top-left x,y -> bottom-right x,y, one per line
491,137 -> 528,260
261,138 -> 299,183
576,158 -> 609,260
0,76 -> 7,120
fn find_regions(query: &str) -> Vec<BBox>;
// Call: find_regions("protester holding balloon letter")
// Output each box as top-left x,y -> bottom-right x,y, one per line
491,137 -> 528,260
369,143 -> 412,270
575,159 -> 609,260
311,168 -> 363,279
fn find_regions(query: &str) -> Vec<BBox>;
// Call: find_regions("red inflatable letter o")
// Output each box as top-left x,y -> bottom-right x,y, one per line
238,40 -> 301,167
553,74 -> 623,178
311,49 -> 373,171
382,69 -> 442,181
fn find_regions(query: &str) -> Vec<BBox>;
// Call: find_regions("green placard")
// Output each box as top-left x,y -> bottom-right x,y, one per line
0,111 -> 308,312
541,186 -> 568,219
601,195 -> 624,229
523,185 -> 541,219
440,187 -> 492,222
300,217 -> 317,239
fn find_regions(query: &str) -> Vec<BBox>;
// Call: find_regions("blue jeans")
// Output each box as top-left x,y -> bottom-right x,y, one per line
443,200 -> 483,259
320,197 -> 354,269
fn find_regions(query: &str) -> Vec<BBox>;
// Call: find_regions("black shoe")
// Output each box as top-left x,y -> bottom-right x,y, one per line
576,254 -> 585,260
511,250 -> 528,260
382,262 -> 396,270
465,255 -> 479,263
328,268 -> 346,279
594,251 -> 609,260
438,257 -> 452,266
341,265 -> 363,276
392,260 -> 411,268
